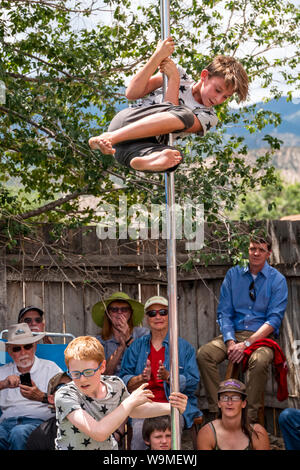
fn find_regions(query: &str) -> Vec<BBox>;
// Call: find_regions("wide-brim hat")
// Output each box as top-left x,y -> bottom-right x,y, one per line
6,323 -> 46,345
217,378 -> 247,398
92,292 -> 144,328
18,306 -> 44,323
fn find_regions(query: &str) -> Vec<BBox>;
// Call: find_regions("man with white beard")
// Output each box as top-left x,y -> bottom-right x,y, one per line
0,323 -> 62,449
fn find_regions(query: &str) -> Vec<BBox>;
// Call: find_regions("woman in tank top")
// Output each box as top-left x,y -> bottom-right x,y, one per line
197,378 -> 270,450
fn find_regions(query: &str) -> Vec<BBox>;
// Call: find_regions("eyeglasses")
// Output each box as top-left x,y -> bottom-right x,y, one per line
146,309 -> 168,318
23,317 -> 43,324
12,344 -> 34,353
249,281 -> 256,301
68,363 -> 102,380
108,306 -> 131,314
219,394 -> 243,402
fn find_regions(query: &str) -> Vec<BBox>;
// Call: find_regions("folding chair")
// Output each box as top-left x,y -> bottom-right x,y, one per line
0,330 -> 75,371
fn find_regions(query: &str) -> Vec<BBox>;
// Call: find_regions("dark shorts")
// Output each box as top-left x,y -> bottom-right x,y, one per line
108,102 -> 195,172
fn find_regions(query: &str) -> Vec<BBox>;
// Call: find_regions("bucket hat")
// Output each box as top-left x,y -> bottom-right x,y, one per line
92,292 -> 144,328
217,378 -> 247,398
6,323 -> 46,345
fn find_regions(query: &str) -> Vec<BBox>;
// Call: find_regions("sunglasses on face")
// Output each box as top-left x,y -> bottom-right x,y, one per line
68,363 -> 102,380
249,280 -> 256,301
23,317 -> 43,324
108,306 -> 131,314
12,343 -> 34,353
146,309 -> 168,318
219,394 -> 243,402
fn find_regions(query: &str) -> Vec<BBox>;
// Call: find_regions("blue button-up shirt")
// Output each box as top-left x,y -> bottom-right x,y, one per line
217,262 -> 288,343
96,326 -> 149,376
119,332 -> 202,428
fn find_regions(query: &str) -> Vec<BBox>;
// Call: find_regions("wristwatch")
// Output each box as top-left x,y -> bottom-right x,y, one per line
42,393 -> 48,404
125,336 -> 133,347
244,340 -> 251,348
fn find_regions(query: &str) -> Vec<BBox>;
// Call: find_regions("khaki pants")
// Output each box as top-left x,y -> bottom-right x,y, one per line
197,331 -> 274,423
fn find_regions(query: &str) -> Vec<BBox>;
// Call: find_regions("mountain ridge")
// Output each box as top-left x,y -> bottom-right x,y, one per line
227,96 -> 300,148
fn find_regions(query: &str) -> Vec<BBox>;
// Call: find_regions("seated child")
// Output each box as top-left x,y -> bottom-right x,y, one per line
142,415 -> 172,450
54,336 -> 187,450
89,37 -> 248,172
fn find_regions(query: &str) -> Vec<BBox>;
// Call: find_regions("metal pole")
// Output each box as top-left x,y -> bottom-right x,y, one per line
160,0 -> 181,450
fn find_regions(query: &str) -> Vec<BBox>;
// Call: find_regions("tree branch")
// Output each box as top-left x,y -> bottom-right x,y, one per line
7,0 -> 111,14
0,106 -> 56,138
15,185 -> 91,220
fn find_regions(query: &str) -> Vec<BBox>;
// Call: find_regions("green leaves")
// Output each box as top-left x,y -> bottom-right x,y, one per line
0,0 -> 299,261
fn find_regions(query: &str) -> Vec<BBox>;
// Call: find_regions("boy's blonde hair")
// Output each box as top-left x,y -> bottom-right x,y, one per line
206,55 -> 249,102
64,336 -> 105,368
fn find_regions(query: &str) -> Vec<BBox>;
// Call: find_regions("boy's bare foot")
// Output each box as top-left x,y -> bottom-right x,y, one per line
130,149 -> 182,172
88,132 -> 116,154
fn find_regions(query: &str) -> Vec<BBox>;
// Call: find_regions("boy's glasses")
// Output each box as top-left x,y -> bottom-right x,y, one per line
108,306 -> 131,314
219,395 -> 242,402
146,309 -> 168,318
249,281 -> 256,301
12,344 -> 34,353
68,363 -> 102,380
23,317 -> 43,324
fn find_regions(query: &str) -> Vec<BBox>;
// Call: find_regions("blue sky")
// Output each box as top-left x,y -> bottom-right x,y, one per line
69,0 -> 299,107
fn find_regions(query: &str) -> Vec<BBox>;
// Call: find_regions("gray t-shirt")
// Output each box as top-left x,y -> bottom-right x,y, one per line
55,375 -> 130,450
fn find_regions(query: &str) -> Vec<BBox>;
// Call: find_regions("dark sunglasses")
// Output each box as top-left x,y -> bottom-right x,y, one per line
12,343 -> 34,353
108,306 -> 131,314
146,309 -> 168,318
23,317 -> 43,324
249,280 -> 256,301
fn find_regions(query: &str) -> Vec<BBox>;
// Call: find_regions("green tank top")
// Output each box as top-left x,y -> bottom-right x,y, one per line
209,422 -> 251,450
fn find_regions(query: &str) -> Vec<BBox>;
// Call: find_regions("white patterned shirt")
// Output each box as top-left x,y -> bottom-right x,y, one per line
133,64 -> 218,138
55,375 -> 130,450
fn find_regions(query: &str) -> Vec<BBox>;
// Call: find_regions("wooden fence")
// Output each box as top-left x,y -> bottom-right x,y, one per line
0,219 -> 299,422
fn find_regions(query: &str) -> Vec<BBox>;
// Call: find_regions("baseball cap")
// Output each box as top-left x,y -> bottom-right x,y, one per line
218,379 -> 247,398
47,372 -> 71,395
18,306 -> 44,323
144,296 -> 168,311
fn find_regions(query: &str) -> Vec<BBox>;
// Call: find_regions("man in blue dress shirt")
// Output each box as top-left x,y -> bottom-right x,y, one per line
197,234 -> 288,423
